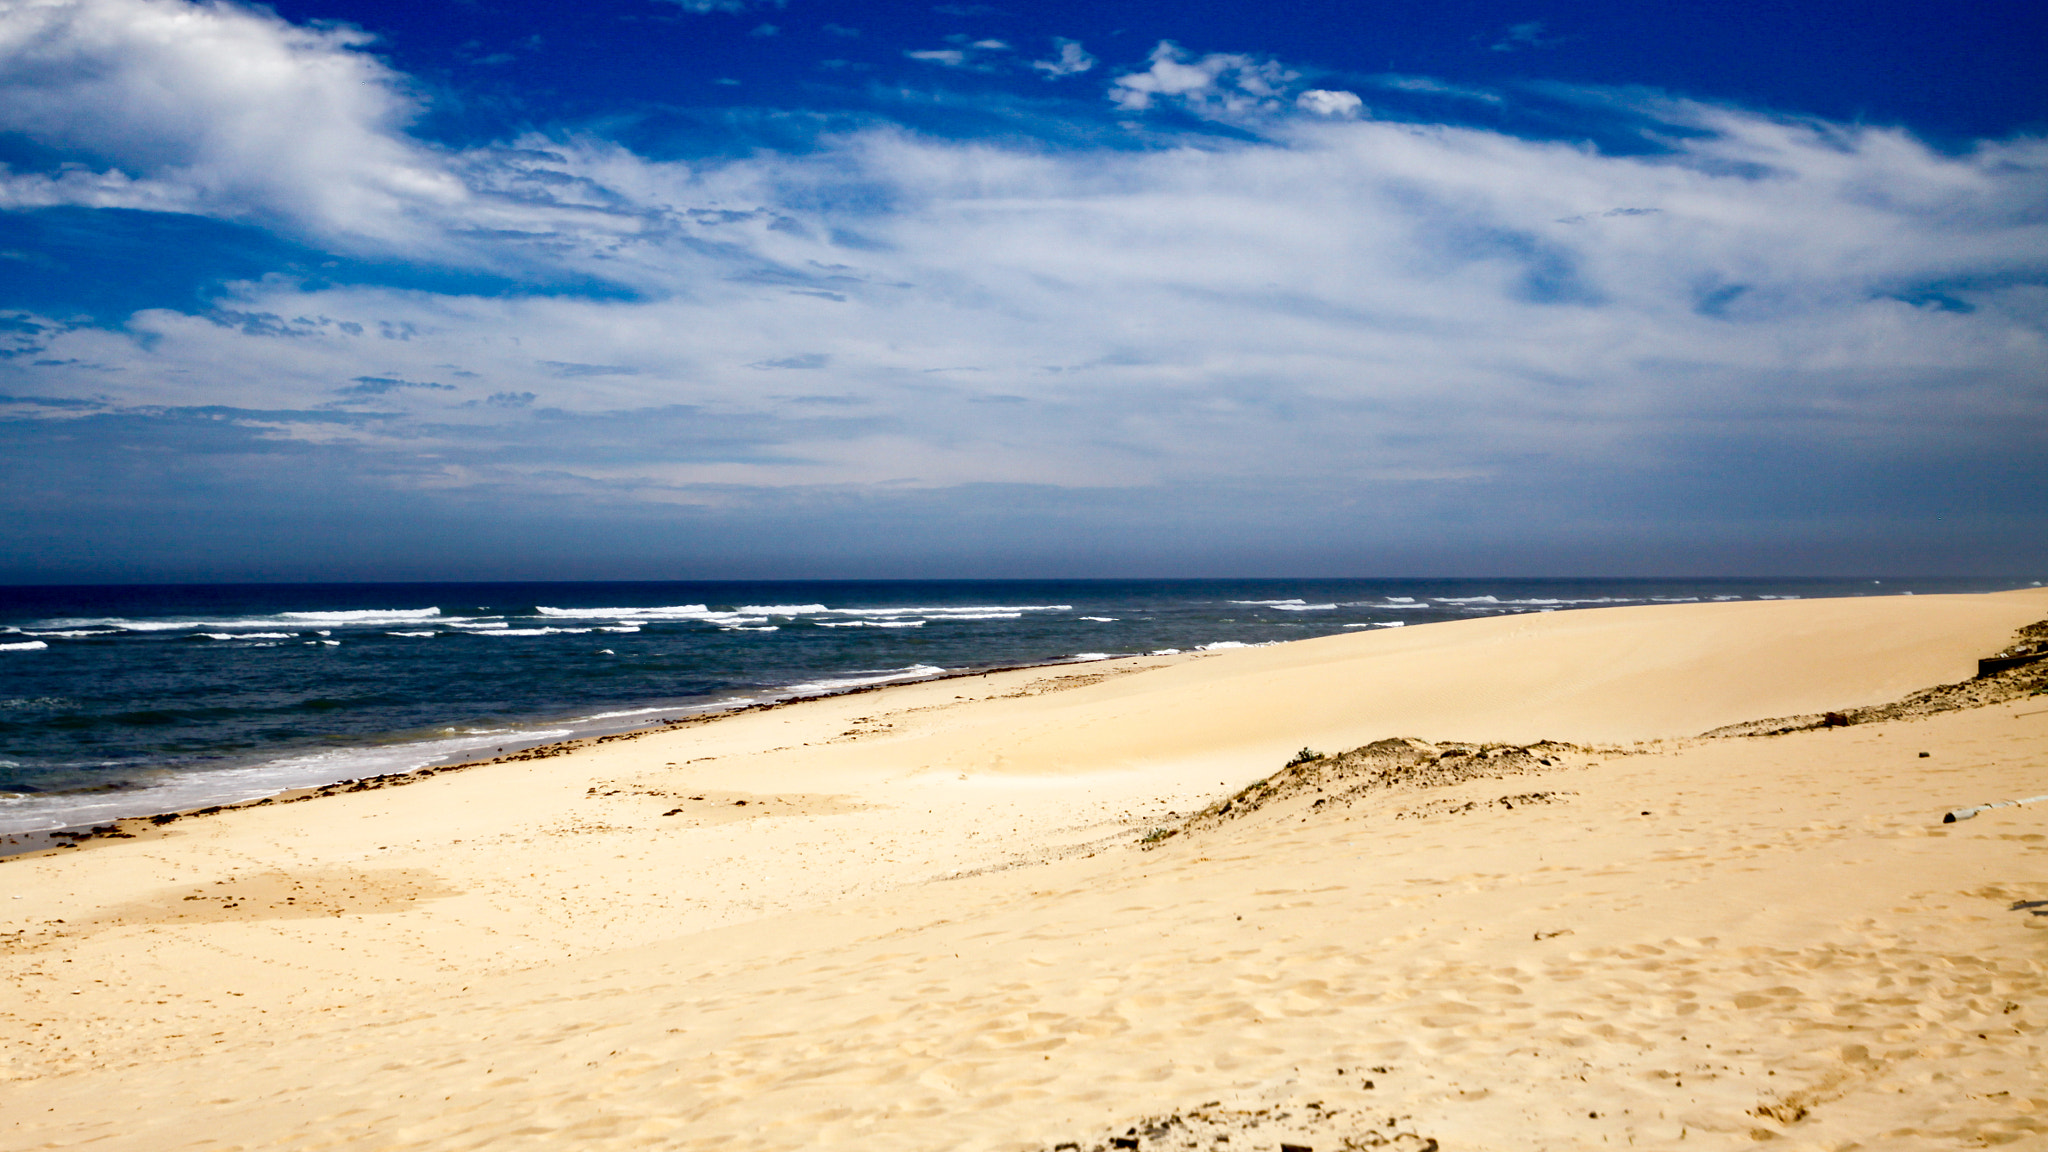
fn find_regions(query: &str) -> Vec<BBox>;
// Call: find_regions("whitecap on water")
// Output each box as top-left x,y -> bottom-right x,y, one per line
783,664 -> 945,695
536,604 -> 712,620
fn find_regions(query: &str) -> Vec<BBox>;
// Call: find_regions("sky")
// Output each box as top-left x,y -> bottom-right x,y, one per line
1,0 -> 2044,582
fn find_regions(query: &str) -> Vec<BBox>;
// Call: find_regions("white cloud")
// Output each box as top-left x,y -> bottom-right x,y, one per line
1,3 -> 2043,554
14,104 -> 2045,507
1031,38 -> 1094,78
1296,89 -> 1363,117
905,36 -> 1012,72
1371,74 -> 1504,104
1109,41 -> 1297,115
0,0 -> 467,249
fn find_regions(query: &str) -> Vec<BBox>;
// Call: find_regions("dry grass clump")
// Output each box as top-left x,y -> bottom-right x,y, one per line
1703,617 -> 2048,739
1153,735 -> 1584,842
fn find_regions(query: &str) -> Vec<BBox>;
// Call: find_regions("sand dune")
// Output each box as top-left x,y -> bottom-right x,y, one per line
4,588 -> 2046,1150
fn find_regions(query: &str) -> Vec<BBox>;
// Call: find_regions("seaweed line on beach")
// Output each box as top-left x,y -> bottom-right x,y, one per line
1036,1100 -> 1439,1152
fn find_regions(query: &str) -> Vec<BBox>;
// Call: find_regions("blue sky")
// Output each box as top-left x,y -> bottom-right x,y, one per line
1,0 -> 2044,581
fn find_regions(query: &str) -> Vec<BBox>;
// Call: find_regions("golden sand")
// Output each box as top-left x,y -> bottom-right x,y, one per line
4,589 -> 2046,1150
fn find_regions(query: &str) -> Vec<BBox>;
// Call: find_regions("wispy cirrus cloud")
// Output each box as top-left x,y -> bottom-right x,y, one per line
656,0 -> 785,13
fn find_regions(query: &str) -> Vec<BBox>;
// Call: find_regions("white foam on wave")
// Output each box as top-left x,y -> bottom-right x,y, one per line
578,706 -> 674,723
536,604 -> 711,619
1511,597 -> 1628,606
1270,602 -> 1337,611
1230,599 -> 1306,606
22,629 -> 119,638
816,620 -> 926,628
386,631 -> 438,638
38,608 -> 458,633
0,641 -> 48,652
783,664 -> 946,695
476,627 -> 592,637
1434,596 -> 1633,609
535,602 -> 1065,626
541,606 -> 786,628
821,604 -> 1070,617
1080,616 -> 1118,622
1197,640 -> 1251,650
39,618 -> 224,632
1343,621 -> 1406,628
598,625 -> 641,633
721,625 -> 780,632
281,609 -> 442,624
0,725 -> 579,835
200,632 -> 295,640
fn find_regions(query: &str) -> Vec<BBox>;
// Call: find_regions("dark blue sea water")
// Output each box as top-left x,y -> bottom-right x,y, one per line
0,577 -> 2029,832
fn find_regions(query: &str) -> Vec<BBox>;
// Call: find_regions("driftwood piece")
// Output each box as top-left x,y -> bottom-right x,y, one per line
1943,793 -> 2048,823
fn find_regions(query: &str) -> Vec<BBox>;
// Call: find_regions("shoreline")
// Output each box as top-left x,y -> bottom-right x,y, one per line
6,588 -> 2047,1151
7,578 -> 2032,841
14,614 -> 2047,864
0,650 -> 1181,855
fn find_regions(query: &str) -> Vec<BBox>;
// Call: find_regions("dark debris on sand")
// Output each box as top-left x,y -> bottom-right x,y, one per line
1037,1103 -> 1438,1152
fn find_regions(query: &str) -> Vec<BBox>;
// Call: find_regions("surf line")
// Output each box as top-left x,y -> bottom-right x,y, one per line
1943,793 -> 2048,822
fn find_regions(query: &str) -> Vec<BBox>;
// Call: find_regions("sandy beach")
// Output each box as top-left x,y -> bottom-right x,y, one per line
4,588 -> 2047,1151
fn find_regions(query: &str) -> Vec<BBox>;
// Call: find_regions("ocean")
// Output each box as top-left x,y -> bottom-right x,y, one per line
0,577 -> 2028,833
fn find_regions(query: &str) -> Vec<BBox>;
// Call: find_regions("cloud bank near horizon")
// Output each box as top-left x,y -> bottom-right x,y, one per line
2,0 -> 2044,579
